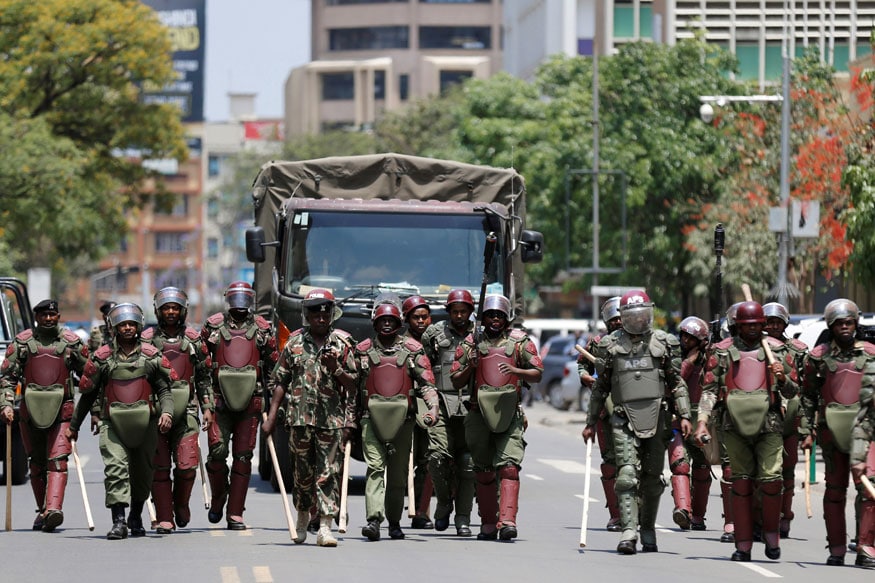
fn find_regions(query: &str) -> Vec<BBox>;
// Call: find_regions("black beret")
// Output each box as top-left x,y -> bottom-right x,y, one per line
99,301 -> 117,316
33,299 -> 59,313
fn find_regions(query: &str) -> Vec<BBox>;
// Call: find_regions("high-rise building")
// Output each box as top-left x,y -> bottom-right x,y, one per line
285,0 -> 503,136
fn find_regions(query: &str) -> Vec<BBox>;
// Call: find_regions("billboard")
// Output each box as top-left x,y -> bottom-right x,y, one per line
141,0 -> 205,122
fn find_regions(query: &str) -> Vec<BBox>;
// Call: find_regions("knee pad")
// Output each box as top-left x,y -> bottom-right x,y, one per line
824,483 -> 847,504
498,465 -> 519,481
721,464 -> 732,483
458,453 -> 474,477
670,458 -> 691,476
615,465 -> 639,493
600,463 -> 617,481
475,471 -> 496,487
758,480 -> 782,497
176,434 -> 200,470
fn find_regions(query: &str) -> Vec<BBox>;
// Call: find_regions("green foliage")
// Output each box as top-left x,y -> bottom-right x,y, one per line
0,0 -> 188,271
843,164 -> 875,282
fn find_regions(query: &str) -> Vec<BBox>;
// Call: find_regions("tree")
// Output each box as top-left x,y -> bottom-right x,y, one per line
0,0 -> 188,269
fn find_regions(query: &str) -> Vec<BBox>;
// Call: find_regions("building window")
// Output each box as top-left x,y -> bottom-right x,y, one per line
208,154 -> 222,177
419,26 -> 491,49
155,232 -> 187,254
207,237 -> 219,259
329,26 -> 409,51
207,198 -> 219,218
156,194 -> 189,217
156,270 -> 188,291
322,72 -> 355,100
399,74 -> 409,101
374,70 -> 385,100
440,70 -> 473,93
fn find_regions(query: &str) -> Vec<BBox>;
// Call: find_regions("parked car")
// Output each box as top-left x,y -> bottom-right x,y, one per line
0,277 -> 33,485
527,334 -> 580,408
554,359 -> 591,413
795,313 -> 875,348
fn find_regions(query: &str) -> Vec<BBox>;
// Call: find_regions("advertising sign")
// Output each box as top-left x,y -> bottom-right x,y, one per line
141,0 -> 205,122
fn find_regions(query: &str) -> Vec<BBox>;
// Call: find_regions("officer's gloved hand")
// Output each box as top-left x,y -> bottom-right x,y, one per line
0,406 -> 13,425
90,414 -> 100,435
421,408 -> 439,427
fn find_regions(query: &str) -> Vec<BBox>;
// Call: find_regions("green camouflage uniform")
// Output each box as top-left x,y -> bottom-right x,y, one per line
71,341 -> 175,508
88,324 -> 112,354
355,334 -> 438,526
269,327 -> 357,518
420,319 -> 475,529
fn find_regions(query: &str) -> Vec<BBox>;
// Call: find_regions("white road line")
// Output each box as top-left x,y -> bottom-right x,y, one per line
526,474 -> 544,481
253,566 -> 273,583
210,529 -> 225,537
239,529 -> 253,536
220,566 -> 241,583
537,458 -> 589,474
738,563 -> 782,578
573,494 -> 600,503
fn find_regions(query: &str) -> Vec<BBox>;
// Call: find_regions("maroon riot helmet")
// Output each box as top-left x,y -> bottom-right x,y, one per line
402,295 -> 430,320
445,289 -> 475,310
619,290 -> 653,335
679,316 -> 709,342
734,301 -> 765,324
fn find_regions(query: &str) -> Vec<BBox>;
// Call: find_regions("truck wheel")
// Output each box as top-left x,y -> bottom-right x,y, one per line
10,426 -> 27,485
548,381 -> 570,411
268,422 -> 294,493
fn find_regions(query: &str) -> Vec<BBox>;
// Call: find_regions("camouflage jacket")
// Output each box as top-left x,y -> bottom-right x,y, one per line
269,327 -> 358,430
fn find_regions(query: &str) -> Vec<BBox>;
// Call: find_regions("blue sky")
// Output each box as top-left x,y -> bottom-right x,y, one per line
204,0 -> 311,121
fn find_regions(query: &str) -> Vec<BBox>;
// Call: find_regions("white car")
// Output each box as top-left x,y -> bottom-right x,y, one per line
552,359 -> 591,413
794,313 -> 875,348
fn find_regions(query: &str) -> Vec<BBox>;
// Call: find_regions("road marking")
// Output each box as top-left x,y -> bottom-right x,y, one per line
239,529 -> 253,536
253,566 -> 273,582
210,529 -> 225,537
537,458 -> 589,474
526,474 -> 544,481
220,567 -> 240,583
738,563 -> 782,578
573,494 -> 600,503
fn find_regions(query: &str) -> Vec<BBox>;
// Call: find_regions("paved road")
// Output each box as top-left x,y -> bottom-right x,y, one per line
0,402 -> 871,582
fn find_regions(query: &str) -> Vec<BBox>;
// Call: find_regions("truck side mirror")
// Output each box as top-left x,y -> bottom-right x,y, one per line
520,230 -> 544,264
245,227 -> 266,263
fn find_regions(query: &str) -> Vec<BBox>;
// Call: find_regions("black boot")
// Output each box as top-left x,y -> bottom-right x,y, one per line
127,500 -> 146,537
107,504 -> 128,540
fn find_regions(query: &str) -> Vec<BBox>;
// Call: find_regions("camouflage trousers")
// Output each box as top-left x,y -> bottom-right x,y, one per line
288,425 -> 343,518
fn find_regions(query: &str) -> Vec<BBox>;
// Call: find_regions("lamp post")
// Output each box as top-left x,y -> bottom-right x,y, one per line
699,56 -> 794,307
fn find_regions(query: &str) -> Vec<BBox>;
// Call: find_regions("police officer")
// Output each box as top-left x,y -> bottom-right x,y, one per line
402,295 -> 435,530
451,294 -> 543,541
695,300 -> 797,562
850,379 -> 875,569
667,316 -> 712,531
67,303 -> 175,540
420,289 -> 477,536
578,296 -> 624,532
801,298 -> 875,566
88,301 -> 117,353
263,288 -> 357,547
0,299 -> 89,532
583,290 -> 692,555
762,302 -> 808,539
356,301 -> 439,541
141,287 -> 214,533
202,281 -> 277,530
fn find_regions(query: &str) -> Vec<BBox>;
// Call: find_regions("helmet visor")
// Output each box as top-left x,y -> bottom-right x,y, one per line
621,305 -> 653,335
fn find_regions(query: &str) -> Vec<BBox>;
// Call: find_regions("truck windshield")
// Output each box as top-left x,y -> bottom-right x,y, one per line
283,211 -> 503,300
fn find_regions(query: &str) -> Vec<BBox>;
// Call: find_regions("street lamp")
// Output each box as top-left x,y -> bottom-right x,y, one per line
699,58 -> 795,307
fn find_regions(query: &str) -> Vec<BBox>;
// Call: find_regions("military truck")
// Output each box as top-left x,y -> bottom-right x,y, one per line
244,153 -> 544,488
0,278 -> 34,485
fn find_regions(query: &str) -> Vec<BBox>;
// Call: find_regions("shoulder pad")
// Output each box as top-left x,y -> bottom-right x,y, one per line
788,338 -> 808,352
356,338 -> 372,352
862,341 -> 875,357
664,333 -> 680,347
255,316 -> 271,330
333,329 -> 352,339
652,329 -> 667,340
765,336 -> 784,349
61,329 -> 81,343
94,345 -> 113,360
206,313 -> 225,326
140,343 -> 160,357
140,327 -> 155,340
714,337 -> 734,350
288,328 -> 304,339
597,334 -> 614,349
15,329 -> 33,342
592,334 -> 603,344
184,327 -> 200,340
508,329 -> 527,341
810,343 -> 830,358
403,337 -> 423,352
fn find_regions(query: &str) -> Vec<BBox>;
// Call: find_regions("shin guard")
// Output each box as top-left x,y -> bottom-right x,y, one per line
497,466 -> 520,528
475,471 -> 498,532
691,466 -> 712,522
731,478 -> 754,553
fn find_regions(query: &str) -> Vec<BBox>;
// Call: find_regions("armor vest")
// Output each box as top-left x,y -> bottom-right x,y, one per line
162,338 -> 194,385
725,349 -> 769,393
475,347 -> 516,390
215,326 -> 260,371
821,360 -> 863,405
365,352 -> 413,401
104,359 -> 152,414
23,345 -> 70,396
432,326 -> 463,393
684,361 -> 704,404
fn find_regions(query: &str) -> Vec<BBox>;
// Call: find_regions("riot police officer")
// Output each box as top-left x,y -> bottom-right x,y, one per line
451,294 -> 543,541
583,290 -> 692,555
